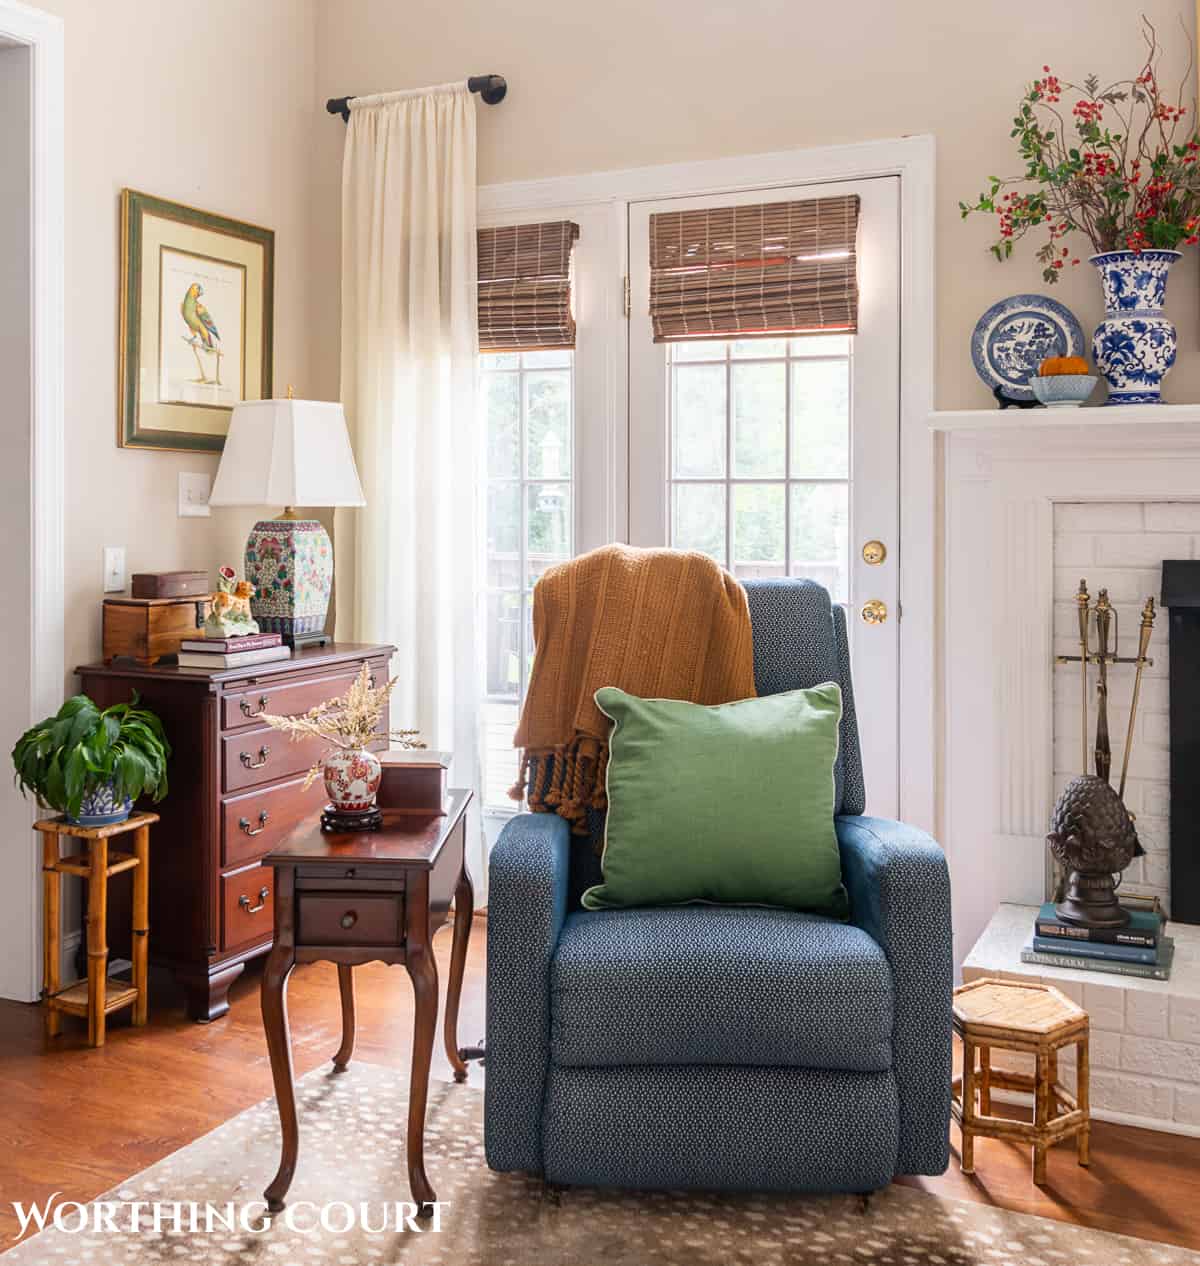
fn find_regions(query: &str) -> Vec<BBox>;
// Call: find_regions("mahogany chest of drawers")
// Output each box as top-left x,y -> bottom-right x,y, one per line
76,642 -> 394,1021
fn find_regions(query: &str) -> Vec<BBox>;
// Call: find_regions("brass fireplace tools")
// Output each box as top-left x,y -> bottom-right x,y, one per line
1048,581 -> 1156,927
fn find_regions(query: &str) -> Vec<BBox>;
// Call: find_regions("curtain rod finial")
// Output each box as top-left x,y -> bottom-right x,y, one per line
467,74 -> 507,105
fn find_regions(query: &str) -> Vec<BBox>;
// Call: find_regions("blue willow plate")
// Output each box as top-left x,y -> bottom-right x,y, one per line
971,294 -> 1085,400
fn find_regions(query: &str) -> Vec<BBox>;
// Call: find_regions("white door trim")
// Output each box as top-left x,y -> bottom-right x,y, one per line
479,134 -> 937,834
0,0 -> 65,1003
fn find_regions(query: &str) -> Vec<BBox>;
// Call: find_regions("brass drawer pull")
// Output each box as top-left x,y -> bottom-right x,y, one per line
239,811 -> 269,837
239,886 -> 270,915
240,746 -> 271,770
340,910 -> 358,930
240,694 -> 270,718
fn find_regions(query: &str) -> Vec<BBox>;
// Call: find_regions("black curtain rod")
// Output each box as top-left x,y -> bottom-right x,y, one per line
326,75 -> 507,121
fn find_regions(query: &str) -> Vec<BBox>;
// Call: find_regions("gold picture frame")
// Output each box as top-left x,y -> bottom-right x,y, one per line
118,189 -> 274,452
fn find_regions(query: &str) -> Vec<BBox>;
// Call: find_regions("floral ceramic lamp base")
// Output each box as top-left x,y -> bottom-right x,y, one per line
245,518 -> 333,647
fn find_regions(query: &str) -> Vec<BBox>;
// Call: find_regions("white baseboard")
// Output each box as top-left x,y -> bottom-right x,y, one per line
988,1087 -> 1200,1140
60,929 -> 80,985
58,931 -> 130,987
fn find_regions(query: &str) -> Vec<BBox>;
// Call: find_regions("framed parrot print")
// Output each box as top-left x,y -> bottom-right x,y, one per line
118,190 -> 273,451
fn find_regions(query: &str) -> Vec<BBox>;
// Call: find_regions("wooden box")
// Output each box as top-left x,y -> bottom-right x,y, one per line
378,751 -> 450,813
131,570 -> 210,599
103,596 -> 212,667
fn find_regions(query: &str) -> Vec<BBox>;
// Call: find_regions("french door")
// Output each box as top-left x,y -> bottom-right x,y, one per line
627,177 -> 901,816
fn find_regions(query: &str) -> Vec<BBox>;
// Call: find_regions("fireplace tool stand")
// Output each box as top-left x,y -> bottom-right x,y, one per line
1050,581 -> 1156,926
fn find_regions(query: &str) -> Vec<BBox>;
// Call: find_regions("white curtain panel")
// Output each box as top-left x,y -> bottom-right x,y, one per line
338,84 -> 485,898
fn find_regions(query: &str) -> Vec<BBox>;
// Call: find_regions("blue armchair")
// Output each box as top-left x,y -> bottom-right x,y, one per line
484,579 -> 952,1192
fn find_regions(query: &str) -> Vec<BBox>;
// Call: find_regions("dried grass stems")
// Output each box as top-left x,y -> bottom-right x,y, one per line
260,663 -> 425,788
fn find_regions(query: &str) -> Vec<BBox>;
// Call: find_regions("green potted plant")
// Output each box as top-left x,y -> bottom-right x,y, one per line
12,694 -> 171,826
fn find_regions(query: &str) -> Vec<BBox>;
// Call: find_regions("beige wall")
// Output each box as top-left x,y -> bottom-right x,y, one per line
35,0 -> 330,681
312,0 -> 1200,409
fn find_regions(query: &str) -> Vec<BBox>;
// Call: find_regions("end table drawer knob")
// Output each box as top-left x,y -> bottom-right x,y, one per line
340,910 -> 358,930
239,811 -> 270,837
240,694 -> 270,718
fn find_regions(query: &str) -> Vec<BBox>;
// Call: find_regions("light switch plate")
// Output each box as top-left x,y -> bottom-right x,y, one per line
103,546 -> 126,593
178,471 -> 212,518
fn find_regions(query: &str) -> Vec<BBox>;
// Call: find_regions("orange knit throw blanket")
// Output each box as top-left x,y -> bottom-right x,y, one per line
510,544 -> 757,832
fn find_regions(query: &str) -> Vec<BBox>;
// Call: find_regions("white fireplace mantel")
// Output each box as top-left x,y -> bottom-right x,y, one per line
932,402 -> 1200,435
933,404 -> 1200,967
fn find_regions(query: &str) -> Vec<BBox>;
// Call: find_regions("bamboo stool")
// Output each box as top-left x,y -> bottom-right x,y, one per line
952,977 -> 1090,1185
38,812 -> 158,1047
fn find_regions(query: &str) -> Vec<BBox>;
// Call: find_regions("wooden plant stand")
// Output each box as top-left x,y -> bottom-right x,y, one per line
39,812 -> 158,1047
952,976 -> 1090,1185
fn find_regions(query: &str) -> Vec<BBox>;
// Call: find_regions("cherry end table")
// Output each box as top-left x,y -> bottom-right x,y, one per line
260,788 -> 474,1215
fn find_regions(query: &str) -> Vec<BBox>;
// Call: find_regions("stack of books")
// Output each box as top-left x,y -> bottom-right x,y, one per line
1021,895 -> 1173,980
176,632 -> 291,670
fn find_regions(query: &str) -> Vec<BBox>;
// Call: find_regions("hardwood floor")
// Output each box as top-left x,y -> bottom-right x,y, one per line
1,917 -> 1197,1252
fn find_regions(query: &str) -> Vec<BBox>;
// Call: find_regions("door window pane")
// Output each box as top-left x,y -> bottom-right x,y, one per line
732,362 -> 785,478
732,484 -> 785,578
525,371 -> 571,478
485,590 -> 521,698
791,359 -> 849,478
526,482 -> 571,586
790,334 -> 851,357
482,373 -> 519,478
671,338 -> 728,362
731,338 -> 788,358
791,482 -> 849,602
673,483 -> 726,562
672,364 -> 726,477
486,483 -> 520,586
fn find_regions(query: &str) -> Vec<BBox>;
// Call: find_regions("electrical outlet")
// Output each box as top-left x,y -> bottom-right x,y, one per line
103,546 -> 126,593
178,471 -> 212,518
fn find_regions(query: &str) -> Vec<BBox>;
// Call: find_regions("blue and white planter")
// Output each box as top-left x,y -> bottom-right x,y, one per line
1091,250 -> 1180,404
69,781 -> 133,828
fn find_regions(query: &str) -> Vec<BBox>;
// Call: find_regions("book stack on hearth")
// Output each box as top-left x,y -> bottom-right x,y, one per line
176,632 -> 291,670
1020,895 -> 1173,980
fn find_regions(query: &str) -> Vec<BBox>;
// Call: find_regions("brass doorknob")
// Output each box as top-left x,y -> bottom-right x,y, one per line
861,599 -> 888,625
862,540 -> 887,566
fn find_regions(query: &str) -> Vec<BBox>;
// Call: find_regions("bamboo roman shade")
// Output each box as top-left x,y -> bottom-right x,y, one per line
648,195 -> 860,343
477,220 -> 580,351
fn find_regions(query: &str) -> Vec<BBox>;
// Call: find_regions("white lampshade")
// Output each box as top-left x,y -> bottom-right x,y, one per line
209,398 -> 366,508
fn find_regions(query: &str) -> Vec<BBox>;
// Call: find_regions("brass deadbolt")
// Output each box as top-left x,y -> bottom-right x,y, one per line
862,540 -> 887,566
861,599 -> 888,625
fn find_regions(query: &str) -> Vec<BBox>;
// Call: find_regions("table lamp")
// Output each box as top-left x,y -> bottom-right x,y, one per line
208,396 -> 365,648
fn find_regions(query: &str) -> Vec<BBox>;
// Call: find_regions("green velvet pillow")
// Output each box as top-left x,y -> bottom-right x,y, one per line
581,683 -> 847,915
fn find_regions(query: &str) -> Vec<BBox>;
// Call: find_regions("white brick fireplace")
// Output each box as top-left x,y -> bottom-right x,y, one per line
935,404 -> 1200,1136
1052,499 -> 1181,911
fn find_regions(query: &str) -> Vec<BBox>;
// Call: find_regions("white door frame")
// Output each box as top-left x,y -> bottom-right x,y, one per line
0,0 -> 65,1003
479,134 -> 937,834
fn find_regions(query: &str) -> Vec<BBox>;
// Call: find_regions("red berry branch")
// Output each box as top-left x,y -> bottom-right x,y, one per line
961,17 -> 1200,282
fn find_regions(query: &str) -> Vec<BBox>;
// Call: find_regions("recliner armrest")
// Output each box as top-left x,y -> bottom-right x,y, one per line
836,815 -> 953,1176
484,811 -> 572,1174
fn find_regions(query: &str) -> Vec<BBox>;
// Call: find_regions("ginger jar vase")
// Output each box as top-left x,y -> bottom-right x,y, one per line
1091,249 -> 1180,404
323,748 -> 382,813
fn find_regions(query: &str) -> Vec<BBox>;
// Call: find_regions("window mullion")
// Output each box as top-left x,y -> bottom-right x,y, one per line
785,349 -> 793,576
724,349 -> 732,570
518,361 -> 529,700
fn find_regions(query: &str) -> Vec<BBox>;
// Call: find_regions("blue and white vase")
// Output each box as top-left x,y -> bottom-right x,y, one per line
70,780 -> 133,828
1091,249 -> 1180,404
